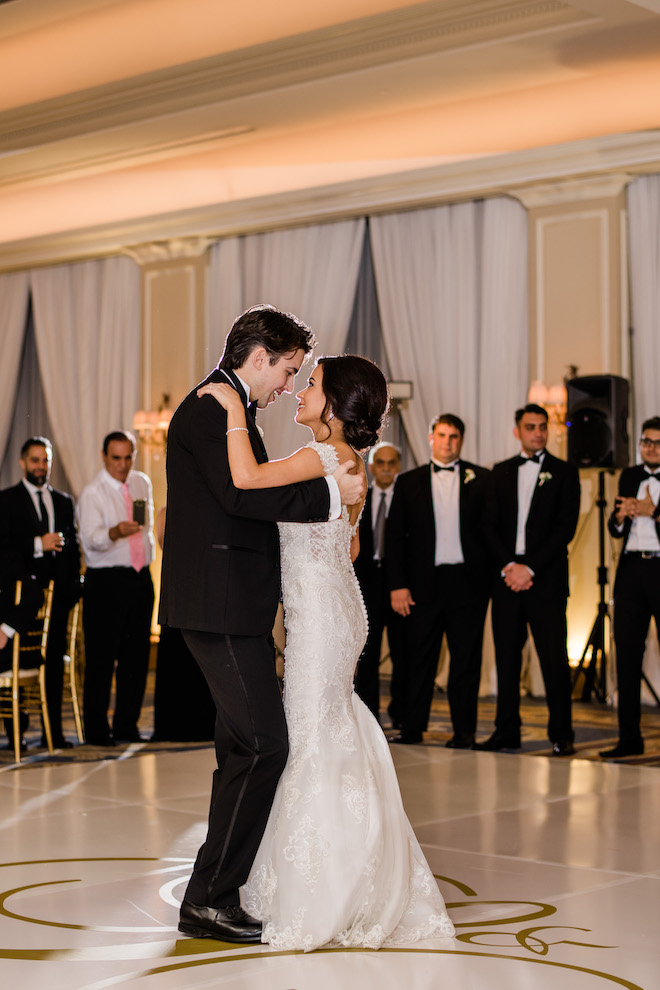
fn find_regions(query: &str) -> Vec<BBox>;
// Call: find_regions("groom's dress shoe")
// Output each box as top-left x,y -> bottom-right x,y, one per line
473,732 -> 521,751
178,900 -> 262,943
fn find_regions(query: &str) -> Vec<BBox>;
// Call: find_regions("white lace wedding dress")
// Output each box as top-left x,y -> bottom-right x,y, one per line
242,441 -> 455,952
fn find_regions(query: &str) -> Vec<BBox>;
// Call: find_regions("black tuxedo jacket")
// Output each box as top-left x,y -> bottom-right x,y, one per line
0,549 -> 44,645
484,451 -> 580,596
159,367 -> 331,637
0,482 -> 81,606
607,464 -> 660,593
386,460 -> 490,604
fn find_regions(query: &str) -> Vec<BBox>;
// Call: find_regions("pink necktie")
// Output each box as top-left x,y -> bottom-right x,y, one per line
121,484 -> 146,572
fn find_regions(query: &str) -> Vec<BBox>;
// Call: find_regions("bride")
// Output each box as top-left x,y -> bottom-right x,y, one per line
197,354 -> 455,952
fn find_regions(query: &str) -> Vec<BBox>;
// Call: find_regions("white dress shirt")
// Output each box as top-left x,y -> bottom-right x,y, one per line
77,469 -> 155,569
620,468 -> 660,553
225,370 -> 341,520
431,460 -> 464,566
515,452 -> 544,556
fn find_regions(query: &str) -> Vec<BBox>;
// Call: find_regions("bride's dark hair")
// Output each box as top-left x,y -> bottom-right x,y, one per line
317,355 -> 389,451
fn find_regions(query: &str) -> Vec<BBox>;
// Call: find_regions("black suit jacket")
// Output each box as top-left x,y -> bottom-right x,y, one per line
159,367 -> 331,637
353,486 -> 384,602
0,550 -> 43,640
386,460 -> 490,604
0,482 -> 81,606
484,452 -> 580,596
607,464 -> 660,593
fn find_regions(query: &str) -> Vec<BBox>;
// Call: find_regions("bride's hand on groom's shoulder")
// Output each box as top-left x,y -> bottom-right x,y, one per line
197,382 -> 240,411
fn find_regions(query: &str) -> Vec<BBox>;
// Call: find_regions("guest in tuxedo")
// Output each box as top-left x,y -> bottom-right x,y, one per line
77,431 -> 155,747
0,551 -> 44,749
0,437 -> 81,748
475,403 -> 580,756
387,414 -> 490,747
601,417 -> 660,758
160,305 -> 363,944
353,442 -> 405,724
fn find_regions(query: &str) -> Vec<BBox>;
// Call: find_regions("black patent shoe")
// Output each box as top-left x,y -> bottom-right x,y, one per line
599,741 -> 644,759
473,732 -> 521,751
178,900 -> 262,943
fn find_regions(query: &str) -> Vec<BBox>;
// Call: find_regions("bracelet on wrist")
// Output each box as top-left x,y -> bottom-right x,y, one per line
226,427 -> 249,435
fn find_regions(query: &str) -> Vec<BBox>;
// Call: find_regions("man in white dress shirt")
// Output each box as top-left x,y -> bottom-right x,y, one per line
387,415 -> 490,746
77,431 -> 155,746
476,404 -> 580,755
602,417 -> 660,758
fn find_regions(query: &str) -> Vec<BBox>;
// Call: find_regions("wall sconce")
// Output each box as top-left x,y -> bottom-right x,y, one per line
528,366 -> 577,430
133,393 -> 173,451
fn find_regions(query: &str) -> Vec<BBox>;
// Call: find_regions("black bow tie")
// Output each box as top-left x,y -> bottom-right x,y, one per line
433,463 -> 455,472
517,453 -> 543,466
247,401 -> 258,423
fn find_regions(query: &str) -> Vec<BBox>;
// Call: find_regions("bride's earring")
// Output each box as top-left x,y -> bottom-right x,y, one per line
328,410 -> 335,420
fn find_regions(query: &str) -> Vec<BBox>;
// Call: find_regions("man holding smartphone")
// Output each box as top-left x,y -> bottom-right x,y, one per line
77,430 -> 155,746
602,416 -> 660,758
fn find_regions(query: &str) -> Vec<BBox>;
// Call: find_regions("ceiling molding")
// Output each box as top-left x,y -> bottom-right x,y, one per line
1,129 -> 658,273
0,1 -> 595,154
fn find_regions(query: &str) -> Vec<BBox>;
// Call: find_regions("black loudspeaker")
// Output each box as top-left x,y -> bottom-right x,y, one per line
566,375 -> 629,469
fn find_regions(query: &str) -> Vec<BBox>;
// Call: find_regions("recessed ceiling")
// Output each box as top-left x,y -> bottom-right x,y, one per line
1,0 -> 660,264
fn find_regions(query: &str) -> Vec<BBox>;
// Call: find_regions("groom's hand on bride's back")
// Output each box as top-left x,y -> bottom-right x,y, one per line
333,461 -> 365,506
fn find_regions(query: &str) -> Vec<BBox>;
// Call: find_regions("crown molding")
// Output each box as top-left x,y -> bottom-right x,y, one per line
0,1 -> 593,155
1,130 -> 658,273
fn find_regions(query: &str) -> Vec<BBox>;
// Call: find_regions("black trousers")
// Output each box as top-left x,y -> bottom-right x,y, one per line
491,580 -> 573,743
181,629 -> 288,909
82,566 -> 154,742
355,563 -> 405,721
613,554 -> 660,746
403,564 -> 489,738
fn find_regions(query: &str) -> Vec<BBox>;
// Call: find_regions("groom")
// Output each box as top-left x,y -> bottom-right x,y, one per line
160,305 -> 363,943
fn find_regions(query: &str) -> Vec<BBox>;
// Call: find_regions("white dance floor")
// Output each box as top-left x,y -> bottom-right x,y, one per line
0,743 -> 658,989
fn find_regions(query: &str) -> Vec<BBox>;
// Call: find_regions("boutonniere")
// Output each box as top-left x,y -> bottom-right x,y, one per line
257,425 -> 264,439
463,468 -> 476,484
538,471 -> 552,487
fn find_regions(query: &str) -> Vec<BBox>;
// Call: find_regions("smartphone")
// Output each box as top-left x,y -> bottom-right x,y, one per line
132,499 -> 146,525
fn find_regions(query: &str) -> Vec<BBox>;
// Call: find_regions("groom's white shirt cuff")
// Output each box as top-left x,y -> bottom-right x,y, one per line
231,370 -> 340,520
326,477 -> 341,520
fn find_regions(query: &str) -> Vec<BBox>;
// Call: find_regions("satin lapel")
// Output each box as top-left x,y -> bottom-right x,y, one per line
421,465 -> 435,540
18,483 -> 42,535
527,452 -> 554,521
219,368 -> 268,463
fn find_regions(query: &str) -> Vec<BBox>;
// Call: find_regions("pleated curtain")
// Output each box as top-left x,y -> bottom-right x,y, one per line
30,256 -> 141,494
207,219 -> 366,460
0,271 -> 30,466
370,197 -> 528,467
627,175 -> 660,437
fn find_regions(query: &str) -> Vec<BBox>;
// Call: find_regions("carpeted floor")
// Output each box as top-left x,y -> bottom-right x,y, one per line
3,670 -> 660,769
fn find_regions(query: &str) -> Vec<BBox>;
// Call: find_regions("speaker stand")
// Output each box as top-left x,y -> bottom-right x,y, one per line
572,470 -> 610,703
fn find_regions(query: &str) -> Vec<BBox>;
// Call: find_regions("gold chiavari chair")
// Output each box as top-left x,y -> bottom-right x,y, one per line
0,580 -> 54,763
63,599 -> 84,743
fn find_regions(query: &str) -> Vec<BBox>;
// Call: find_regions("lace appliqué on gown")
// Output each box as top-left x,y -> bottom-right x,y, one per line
242,440 -> 455,951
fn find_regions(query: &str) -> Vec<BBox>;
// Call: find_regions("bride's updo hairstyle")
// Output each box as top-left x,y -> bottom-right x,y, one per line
317,355 -> 389,451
